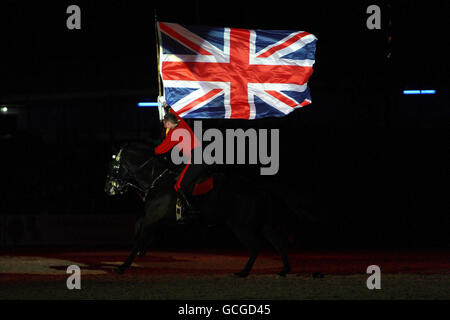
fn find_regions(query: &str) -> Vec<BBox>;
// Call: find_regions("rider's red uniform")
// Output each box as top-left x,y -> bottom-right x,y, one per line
154,109 -> 200,191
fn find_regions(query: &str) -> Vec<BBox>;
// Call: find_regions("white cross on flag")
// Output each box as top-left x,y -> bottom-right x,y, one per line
157,22 -> 317,119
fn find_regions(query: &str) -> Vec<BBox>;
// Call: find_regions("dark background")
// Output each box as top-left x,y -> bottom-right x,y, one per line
0,0 -> 448,249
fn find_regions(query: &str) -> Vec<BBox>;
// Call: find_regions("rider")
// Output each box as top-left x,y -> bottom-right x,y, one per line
154,104 -> 203,214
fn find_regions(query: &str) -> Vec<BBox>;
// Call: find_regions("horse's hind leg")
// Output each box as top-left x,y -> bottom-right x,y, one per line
262,224 -> 291,277
231,226 -> 260,278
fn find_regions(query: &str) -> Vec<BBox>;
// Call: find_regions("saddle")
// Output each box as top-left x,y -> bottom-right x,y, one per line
172,168 -> 215,197
191,176 -> 214,196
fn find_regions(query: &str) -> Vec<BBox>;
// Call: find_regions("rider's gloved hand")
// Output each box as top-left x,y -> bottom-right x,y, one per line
164,103 -> 170,114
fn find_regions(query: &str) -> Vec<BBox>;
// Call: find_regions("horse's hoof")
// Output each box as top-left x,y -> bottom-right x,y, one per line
113,267 -> 125,275
312,272 -> 324,279
278,266 -> 290,278
234,271 -> 250,278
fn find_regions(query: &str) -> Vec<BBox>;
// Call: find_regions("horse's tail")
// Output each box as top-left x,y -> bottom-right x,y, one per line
285,203 -> 321,224
266,183 -> 322,225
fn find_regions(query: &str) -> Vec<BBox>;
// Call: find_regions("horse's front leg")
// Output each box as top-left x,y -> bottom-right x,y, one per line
115,192 -> 174,274
114,241 -> 140,274
235,250 -> 259,278
138,232 -> 155,257
114,218 -> 144,274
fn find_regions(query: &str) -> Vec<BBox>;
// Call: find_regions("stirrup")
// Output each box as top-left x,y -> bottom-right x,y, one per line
176,197 -> 185,224
178,190 -> 192,208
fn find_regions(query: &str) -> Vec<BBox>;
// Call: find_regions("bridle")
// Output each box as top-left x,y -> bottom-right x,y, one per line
109,147 -> 172,201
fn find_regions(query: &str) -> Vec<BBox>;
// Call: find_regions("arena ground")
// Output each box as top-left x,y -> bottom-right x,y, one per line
0,248 -> 449,300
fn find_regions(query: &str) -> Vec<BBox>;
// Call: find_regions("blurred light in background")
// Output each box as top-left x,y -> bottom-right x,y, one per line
403,90 -> 436,95
137,102 -> 158,107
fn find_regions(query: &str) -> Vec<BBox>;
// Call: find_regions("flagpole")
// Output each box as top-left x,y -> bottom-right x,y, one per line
154,10 -> 166,139
154,10 -> 162,99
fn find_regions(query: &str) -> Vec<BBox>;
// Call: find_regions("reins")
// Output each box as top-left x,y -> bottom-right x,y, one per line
117,150 -> 172,202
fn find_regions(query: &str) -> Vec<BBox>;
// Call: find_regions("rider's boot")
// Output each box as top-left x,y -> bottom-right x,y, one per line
177,189 -> 200,221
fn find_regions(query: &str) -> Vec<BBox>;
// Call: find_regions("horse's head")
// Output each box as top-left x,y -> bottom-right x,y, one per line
104,142 -> 170,197
105,147 -> 130,196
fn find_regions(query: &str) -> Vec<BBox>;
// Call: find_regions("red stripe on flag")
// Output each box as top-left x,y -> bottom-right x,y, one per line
300,100 -> 311,107
265,90 -> 298,108
159,23 -> 213,56
177,89 -> 223,115
257,32 -> 311,58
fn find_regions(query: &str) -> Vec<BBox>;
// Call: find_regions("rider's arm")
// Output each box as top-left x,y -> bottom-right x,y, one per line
154,129 -> 180,155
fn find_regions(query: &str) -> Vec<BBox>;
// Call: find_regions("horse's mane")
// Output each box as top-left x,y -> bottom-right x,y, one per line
118,141 -> 156,165
124,141 -> 154,153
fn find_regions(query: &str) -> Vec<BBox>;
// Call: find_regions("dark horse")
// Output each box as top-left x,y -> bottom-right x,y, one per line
104,142 -> 298,277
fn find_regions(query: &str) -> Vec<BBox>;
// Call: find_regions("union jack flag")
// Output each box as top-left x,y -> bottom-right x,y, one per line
157,22 -> 317,119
